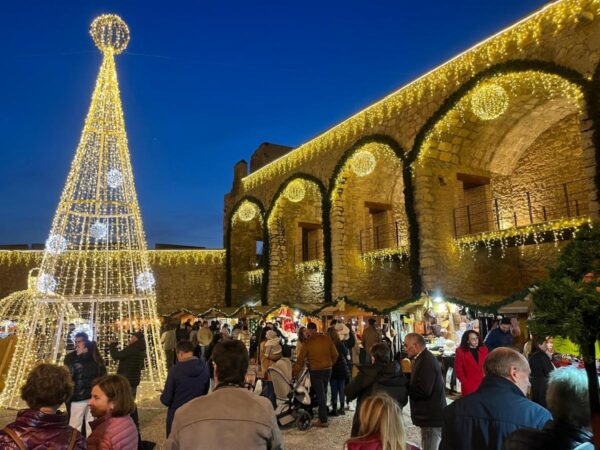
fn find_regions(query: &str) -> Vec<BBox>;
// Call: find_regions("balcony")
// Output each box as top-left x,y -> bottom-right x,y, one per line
452,179 -> 592,250
358,221 -> 409,262
294,241 -> 324,274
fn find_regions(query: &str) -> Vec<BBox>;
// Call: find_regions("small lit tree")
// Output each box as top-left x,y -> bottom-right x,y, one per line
528,224 -> 600,445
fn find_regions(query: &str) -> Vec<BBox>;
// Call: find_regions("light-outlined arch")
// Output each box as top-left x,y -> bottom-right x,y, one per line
265,173 -> 331,304
327,135 -> 421,298
225,196 -> 267,306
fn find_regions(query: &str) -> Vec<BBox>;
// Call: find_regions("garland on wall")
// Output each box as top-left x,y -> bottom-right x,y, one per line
592,60 -> 600,199
225,196 -> 268,306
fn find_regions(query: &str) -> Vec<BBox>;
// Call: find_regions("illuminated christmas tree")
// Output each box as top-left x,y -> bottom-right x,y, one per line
0,14 -> 166,407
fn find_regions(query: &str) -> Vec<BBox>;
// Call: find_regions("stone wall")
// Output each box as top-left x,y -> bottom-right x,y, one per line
0,251 -> 226,314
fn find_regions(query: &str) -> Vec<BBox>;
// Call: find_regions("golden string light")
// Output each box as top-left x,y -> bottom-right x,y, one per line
240,0 -> 596,189
350,150 -> 377,177
0,14 -> 166,408
236,201 -> 259,222
246,268 -> 264,285
284,179 -> 306,202
470,83 -> 509,120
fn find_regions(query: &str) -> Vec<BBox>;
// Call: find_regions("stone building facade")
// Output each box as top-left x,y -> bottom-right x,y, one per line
225,0 -> 600,308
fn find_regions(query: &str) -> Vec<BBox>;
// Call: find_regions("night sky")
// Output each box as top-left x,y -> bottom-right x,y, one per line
0,0 -> 550,249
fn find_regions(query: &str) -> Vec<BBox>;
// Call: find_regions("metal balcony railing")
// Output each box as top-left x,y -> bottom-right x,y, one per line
452,179 -> 591,238
359,221 -> 408,254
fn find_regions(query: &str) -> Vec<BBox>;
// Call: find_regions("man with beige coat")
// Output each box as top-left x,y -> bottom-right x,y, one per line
361,318 -> 383,365
164,339 -> 283,450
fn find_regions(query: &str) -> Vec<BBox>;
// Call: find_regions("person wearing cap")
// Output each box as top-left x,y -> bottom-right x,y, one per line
484,317 -> 514,352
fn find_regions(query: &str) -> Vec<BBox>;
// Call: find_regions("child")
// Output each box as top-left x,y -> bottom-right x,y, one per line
264,330 -> 282,362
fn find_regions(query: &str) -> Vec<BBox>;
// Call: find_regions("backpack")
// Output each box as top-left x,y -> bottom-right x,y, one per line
2,427 -> 78,450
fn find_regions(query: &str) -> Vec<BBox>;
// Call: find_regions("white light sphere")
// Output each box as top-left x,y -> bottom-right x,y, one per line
45,234 -> 67,255
90,221 -> 108,241
285,179 -> 306,203
351,150 -> 376,177
237,201 -> 258,222
471,83 -> 509,120
107,169 -> 123,189
37,273 -> 57,294
136,271 -> 156,292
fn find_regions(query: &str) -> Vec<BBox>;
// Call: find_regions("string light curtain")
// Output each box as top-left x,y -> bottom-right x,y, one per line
0,14 -> 166,407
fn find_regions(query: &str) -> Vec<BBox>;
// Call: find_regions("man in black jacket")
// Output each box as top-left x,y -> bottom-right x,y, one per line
345,342 -> 408,436
405,332 -> 446,450
109,331 -> 147,396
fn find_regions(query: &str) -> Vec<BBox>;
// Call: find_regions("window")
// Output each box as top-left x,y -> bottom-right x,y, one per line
297,223 -> 323,263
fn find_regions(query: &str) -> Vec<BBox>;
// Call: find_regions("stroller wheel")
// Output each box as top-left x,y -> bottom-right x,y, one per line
296,410 -> 311,431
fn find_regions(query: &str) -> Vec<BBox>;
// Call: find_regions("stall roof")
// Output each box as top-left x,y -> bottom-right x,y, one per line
497,298 -> 532,314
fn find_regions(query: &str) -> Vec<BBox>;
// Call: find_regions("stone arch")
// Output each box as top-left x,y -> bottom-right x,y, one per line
327,135 -> 415,302
265,174 -> 331,304
225,196 -> 268,306
409,60 -> 597,303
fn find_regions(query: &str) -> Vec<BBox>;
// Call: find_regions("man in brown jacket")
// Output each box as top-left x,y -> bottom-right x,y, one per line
361,318 -> 383,365
164,340 -> 282,450
293,322 -> 338,427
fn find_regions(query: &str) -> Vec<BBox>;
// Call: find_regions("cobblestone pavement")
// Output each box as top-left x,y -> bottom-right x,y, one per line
0,398 -> 424,450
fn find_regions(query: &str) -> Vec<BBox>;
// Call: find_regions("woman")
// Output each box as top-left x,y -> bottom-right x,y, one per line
454,330 -> 488,396
529,335 -> 555,407
345,392 -> 414,450
294,326 -> 308,361
87,374 -> 138,450
0,363 -> 87,449
65,337 -> 107,437
204,332 -> 222,390
328,326 -> 350,416
259,328 -> 277,407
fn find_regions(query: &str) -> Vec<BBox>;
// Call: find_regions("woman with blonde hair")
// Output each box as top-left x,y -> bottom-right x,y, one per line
345,392 -> 416,450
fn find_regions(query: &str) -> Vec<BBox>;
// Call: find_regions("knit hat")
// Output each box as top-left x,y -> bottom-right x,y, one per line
266,330 -> 278,340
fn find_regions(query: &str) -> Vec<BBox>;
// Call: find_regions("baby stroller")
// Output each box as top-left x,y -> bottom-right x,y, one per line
268,360 -> 314,430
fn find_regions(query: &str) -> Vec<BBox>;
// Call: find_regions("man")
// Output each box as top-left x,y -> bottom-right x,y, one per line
293,322 -> 338,427
405,332 -> 446,450
197,320 -> 213,359
484,317 -> 513,351
87,374 -> 138,449
160,339 -> 210,437
109,331 -> 146,396
440,347 -> 552,450
361,318 -> 382,365
346,342 -> 408,436
164,339 -> 282,450
503,366 -> 593,450
161,325 -> 177,369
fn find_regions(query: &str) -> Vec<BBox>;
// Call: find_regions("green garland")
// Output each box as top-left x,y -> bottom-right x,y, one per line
264,173 -> 332,303
225,196 -> 268,306
592,61 -> 600,197
327,135 -> 421,299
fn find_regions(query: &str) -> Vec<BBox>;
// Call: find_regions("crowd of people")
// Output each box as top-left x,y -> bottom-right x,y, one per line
0,316 -> 595,450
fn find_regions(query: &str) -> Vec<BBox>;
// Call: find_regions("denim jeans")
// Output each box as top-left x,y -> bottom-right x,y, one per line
260,380 -> 277,408
329,378 -> 345,410
310,369 -> 331,423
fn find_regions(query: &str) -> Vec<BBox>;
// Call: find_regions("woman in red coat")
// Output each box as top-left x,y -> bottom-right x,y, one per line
454,330 -> 488,396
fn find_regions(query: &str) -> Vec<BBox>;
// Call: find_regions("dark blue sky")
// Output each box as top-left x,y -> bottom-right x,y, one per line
0,0 -> 549,249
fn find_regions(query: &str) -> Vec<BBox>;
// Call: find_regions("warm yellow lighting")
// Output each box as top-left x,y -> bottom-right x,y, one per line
360,247 -> 409,265
284,179 -> 306,203
470,83 -> 509,120
246,268 -> 264,285
237,201 -> 259,222
0,14 -> 166,408
351,150 -> 377,177
295,259 -> 324,275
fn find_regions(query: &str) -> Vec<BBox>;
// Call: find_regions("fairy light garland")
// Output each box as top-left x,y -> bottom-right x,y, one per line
246,268 -> 264,285
284,179 -> 306,202
455,216 -> 592,259
350,150 -> 377,177
360,246 -> 409,265
470,83 -> 509,120
241,0 -> 598,189
236,200 -> 259,222
295,259 -> 325,275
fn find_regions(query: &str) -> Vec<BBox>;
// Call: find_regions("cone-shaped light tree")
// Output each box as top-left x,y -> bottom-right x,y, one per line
0,14 -> 166,407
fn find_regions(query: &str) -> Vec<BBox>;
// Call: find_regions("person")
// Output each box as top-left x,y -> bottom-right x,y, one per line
295,326 -> 308,359
404,333 -> 446,450
264,330 -> 283,362
197,321 -> 213,359
484,317 -> 513,351
232,322 -> 242,340
238,324 -> 251,350
440,347 -> 552,450
164,339 -> 283,450
175,322 -> 188,342
343,321 -> 358,411
64,333 -> 107,436
327,326 -> 350,417
345,392 -> 415,450
109,332 -> 146,397
250,320 -> 266,359
346,342 -> 408,436
528,335 -> 554,407
361,318 -> 383,365
87,374 -> 138,450
160,340 -> 210,437
454,330 -> 488,396
293,322 -> 338,427
204,332 -> 222,390
502,366 -> 594,450
259,329 -> 280,407
0,363 -> 87,449
161,325 -> 177,369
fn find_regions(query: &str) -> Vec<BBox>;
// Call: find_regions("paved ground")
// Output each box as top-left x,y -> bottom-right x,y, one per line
0,397 -> 424,450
